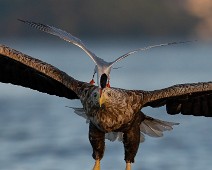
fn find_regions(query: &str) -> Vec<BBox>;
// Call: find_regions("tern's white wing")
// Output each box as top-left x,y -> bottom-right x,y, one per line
109,41 -> 193,67
18,19 -> 102,65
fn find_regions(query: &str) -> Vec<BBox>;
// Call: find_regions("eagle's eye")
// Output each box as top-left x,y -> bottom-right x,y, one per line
107,92 -> 111,97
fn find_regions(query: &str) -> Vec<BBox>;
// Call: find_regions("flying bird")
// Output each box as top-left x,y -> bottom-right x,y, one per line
17,19 -> 191,95
0,44 -> 212,170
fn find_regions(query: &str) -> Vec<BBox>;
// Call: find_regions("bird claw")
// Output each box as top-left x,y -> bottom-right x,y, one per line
92,159 -> 100,170
90,79 -> 95,85
125,162 -> 131,170
106,82 -> 110,88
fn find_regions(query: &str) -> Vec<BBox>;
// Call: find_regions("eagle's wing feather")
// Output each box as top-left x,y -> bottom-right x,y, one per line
0,44 -> 87,99
139,82 -> 212,117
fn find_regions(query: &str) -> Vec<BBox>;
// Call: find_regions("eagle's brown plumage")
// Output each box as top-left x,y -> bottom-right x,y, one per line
0,44 -> 212,170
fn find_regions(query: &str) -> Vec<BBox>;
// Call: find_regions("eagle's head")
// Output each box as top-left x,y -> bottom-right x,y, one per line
99,87 -> 121,107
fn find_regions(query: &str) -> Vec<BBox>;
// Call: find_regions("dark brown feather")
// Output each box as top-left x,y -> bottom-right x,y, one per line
140,82 -> 212,117
0,44 -> 86,99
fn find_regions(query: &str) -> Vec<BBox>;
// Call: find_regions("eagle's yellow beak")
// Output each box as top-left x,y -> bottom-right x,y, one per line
99,94 -> 106,107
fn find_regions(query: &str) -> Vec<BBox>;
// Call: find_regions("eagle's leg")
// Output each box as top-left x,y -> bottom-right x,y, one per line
89,122 -> 105,170
123,113 -> 142,170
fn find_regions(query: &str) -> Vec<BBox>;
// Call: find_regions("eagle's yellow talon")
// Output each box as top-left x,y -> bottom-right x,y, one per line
125,162 -> 131,170
92,159 -> 100,170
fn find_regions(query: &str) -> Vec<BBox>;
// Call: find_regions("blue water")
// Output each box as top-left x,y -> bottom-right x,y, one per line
0,39 -> 212,170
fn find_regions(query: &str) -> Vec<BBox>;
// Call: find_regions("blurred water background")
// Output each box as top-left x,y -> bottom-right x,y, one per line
0,0 -> 212,170
0,38 -> 211,170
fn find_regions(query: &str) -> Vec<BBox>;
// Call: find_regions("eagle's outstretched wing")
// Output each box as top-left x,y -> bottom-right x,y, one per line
140,82 -> 212,117
0,44 -> 88,99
